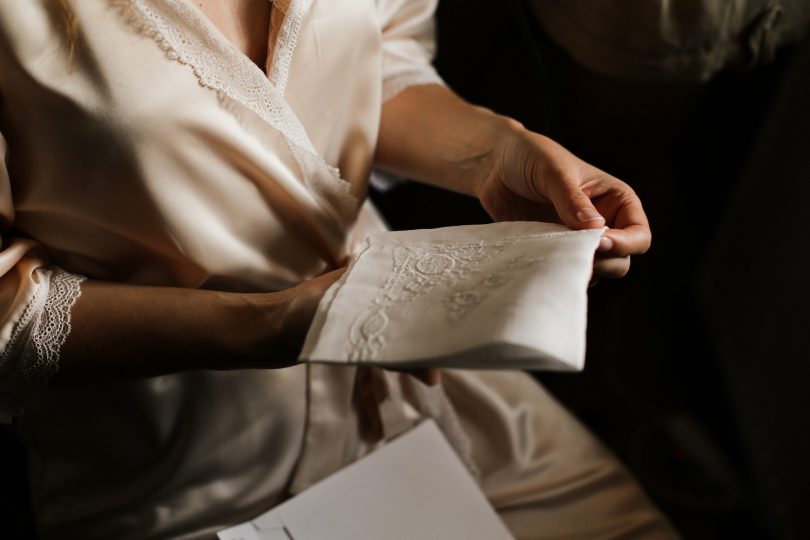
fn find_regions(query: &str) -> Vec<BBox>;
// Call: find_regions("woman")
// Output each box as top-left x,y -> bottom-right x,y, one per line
0,0 -> 676,538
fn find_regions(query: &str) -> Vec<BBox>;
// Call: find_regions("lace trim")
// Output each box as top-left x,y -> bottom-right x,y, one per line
348,237 -> 548,361
111,0 -> 359,222
0,272 -> 50,393
0,269 -> 85,411
23,271 -> 86,388
382,68 -> 445,103
267,0 -> 304,94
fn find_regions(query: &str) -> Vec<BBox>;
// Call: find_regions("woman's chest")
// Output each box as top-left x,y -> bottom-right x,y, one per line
193,0 -> 274,69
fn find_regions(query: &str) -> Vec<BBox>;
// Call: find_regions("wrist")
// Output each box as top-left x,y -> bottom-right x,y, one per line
469,113 -> 527,199
219,269 -> 344,369
216,290 -> 291,369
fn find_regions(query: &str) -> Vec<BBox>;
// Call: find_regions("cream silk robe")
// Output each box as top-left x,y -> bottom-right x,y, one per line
0,1 -> 678,539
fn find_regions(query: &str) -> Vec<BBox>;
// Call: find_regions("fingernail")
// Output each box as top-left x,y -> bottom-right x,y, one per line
577,208 -> 604,223
599,236 -> 614,251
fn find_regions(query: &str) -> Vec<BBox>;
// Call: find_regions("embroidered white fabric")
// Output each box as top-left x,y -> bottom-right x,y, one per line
0,268 -> 85,421
300,222 -> 605,371
111,0 -> 359,222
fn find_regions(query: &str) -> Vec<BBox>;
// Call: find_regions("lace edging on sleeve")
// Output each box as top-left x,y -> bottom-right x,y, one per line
0,268 -> 85,421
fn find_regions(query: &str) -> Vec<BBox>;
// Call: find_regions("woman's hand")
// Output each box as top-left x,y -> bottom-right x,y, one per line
275,267 -> 347,358
377,85 -> 651,280
476,127 -> 651,278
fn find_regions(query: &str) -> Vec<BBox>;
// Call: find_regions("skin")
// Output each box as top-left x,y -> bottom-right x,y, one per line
375,84 -> 650,279
195,0 -> 272,66
52,2 -> 650,388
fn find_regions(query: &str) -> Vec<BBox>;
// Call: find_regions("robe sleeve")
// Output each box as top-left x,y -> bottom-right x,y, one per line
376,0 -> 445,102
0,131 -> 85,422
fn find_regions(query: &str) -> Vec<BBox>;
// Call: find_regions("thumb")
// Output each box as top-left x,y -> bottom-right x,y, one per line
546,178 -> 605,230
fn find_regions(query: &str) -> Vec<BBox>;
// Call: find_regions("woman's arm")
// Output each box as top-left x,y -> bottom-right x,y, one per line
376,84 -> 651,278
376,84 -> 505,197
53,269 -> 344,386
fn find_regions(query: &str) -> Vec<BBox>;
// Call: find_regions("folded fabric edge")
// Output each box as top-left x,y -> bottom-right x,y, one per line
302,341 -> 585,372
298,238 -> 373,362
366,221 -> 605,244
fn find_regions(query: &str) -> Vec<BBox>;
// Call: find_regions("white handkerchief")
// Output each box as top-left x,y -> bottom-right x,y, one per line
300,222 -> 604,371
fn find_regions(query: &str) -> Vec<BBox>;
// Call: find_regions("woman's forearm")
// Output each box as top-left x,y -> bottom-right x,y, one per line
375,84 -> 521,196
375,83 -> 651,279
53,270 -> 343,386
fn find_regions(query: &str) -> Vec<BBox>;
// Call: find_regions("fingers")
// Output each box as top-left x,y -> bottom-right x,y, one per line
547,178 -> 653,261
281,267 -> 347,355
502,134 -> 652,281
412,368 -> 442,386
587,179 -> 651,257
611,228 -> 651,257
517,135 -> 606,230
593,208 -> 649,279
544,175 -> 607,231
602,224 -> 651,257
314,266 -> 348,288
388,367 -> 442,386
543,178 -> 648,279
594,217 -> 648,279
605,195 -> 651,253
593,255 -> 631,278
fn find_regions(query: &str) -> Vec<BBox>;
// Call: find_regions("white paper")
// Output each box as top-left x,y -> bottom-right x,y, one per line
218,420 -> 515,540
300,221 -> 604,371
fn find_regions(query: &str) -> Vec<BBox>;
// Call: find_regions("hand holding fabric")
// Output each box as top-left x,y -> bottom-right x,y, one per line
476,129 -> 651,278
377,84 -> 651,280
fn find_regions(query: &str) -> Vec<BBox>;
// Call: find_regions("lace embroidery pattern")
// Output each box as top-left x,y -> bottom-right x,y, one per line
347,238 -> 546,361
442,253 -> 548,323
0,269 -> 85,404
267,0 -> 303,94
0,274 -> 49,387
111,0 -> 359,221
23,271 -> 86,388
